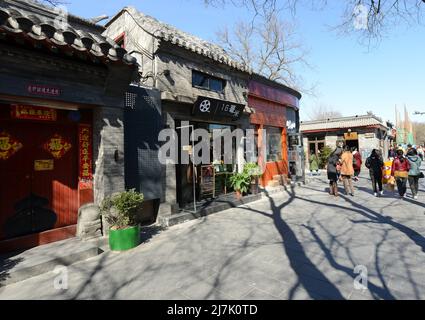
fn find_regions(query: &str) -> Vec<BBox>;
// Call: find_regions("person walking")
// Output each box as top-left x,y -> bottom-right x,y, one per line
388,146 -> 396,159
391,148 -> 411,198
340,146 -> 355,196
309,151 -> 319,176
417,145 -> 424,161
327,148 -> 342,197
406,148 -> 422,200
365,149 -> 384,197
352,147 -> 362,182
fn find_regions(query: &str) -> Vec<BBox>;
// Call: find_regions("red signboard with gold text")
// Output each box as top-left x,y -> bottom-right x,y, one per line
79,125 -> 93,190
11,105 -> 57,121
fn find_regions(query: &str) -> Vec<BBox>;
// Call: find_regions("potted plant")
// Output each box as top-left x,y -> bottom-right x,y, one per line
229,171 -> 251,200
100,189 -> 144,252
243,162 -> 263,194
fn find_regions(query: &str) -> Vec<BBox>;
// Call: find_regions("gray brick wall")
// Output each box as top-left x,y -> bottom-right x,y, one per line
93,106 -> 125,204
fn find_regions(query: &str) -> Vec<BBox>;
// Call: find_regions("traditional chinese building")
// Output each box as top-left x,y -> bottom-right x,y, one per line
0,0 -> 137,252
105,7 -> 253,222
300,113 -> 394,168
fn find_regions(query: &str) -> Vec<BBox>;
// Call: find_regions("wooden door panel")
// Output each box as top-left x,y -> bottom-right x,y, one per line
0,119 -> 78,240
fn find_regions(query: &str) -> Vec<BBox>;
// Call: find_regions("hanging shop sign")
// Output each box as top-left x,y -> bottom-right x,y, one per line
344,132 -> 358,141
27,84 -> 61,97
11,105 -> 57,121
43,134 -> 72,159
78,125 -> 93,189
192,96 -> 245,121
0,131 -> 23,160
286,108 -> 298,134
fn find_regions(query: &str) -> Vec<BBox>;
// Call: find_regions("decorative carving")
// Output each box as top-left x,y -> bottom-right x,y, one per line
0,131 -> 23,160
43,134 -> 72,159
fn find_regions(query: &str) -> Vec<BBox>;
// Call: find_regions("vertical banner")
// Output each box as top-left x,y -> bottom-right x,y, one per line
78,125 -> 93,190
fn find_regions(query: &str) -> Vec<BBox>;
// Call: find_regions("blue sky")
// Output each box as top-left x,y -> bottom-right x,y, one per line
64,0 -> 425,123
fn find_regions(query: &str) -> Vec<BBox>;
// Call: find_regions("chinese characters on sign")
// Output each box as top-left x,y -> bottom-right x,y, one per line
79,125 -> 93,190
27,84 -> 61,97
11,105 -> 57,121
34,160 -> 54,171
192,96 -> 245,121
0,131 -> 23,160
43,134 -> 72,159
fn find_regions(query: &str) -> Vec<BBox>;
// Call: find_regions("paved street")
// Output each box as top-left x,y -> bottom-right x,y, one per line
1,172 -> 425,300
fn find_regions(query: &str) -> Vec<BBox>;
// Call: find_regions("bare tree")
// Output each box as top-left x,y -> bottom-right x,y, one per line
204,0 -> 280,20
308,105 -> 342,120
205,0 -> 425,40
38,0 -> 68,6
216,14 -> 312,92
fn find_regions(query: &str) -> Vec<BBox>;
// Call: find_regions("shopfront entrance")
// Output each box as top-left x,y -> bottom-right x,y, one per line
344,131 -> 359,150
175,120 -> 237,209
0,103 -> 82,249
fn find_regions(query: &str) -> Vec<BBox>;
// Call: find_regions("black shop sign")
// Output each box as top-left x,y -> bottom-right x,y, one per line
192,96 -> 245,121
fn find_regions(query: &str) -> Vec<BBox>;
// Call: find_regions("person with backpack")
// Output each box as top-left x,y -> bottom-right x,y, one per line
391,148 -> 411,198
340,145 -> 355,196
406,148 -> 422,200
352,147 -> 362,182
365,149 -> 384,197
327,148 -> 342,197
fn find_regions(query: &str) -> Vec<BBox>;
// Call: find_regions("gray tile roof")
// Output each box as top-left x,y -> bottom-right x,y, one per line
114,6 -> 251,73
300,114 -> 387,132
0,0 -> 137,66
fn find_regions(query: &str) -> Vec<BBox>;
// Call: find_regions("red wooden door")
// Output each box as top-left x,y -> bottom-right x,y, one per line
0,121 -> 78,240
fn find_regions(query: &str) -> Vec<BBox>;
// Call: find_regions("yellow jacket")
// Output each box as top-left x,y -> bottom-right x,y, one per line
340,151 -> 354,176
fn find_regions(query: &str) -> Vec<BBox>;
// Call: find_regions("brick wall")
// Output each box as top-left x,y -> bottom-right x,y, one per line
92,106 -> 125,204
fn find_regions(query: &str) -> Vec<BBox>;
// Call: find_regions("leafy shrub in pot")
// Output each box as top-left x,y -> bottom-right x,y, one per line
100,189 -> 144,251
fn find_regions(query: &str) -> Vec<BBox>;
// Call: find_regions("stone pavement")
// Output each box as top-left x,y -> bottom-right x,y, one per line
1,172 -> 425,300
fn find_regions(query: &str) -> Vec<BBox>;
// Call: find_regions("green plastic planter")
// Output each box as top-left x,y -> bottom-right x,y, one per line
109,225 -> 141,251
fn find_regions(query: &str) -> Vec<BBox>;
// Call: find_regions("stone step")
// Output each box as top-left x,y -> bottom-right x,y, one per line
159,193 -> 262,227
0,237 -> 100,287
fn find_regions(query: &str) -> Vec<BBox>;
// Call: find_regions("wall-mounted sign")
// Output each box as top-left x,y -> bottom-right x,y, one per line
27,84 -> 61,97
364,132 -> 375,139
192,96 -> 245,121
344,132 -> 358,141
11,105 -> 57,121
34,160 -> 54,171
79,125 -> 93,186
286,108 -> 298,134
286,120 -> 296,131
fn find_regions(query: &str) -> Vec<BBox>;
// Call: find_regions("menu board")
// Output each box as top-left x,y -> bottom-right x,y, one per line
200,165 -> 215,199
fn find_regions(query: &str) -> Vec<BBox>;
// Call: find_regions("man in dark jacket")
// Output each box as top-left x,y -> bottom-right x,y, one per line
365,149 -> 384,197
327,148 -> 342,196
